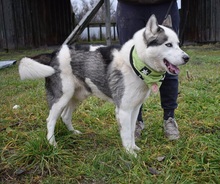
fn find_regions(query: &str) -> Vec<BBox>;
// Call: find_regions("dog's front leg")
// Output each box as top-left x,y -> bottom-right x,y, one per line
131,106 -> 142,151
116,107 -> 137,156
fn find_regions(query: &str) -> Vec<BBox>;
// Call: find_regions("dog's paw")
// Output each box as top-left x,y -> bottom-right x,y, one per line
47,135 -> 57,147
133,145 -> 141,151
53,142 -> 57,148
49,139 -> 57,147
72,129 -> 82,134
125,148 -> 137,157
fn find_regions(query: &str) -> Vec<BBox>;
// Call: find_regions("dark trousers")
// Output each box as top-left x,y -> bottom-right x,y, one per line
116,1 -> 180,120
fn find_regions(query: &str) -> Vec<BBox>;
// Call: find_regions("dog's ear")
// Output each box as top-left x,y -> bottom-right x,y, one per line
145,14 -> 159,35
162,15 -> 172,28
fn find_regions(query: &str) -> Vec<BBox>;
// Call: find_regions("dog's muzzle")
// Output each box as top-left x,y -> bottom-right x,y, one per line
183,54 -> 190,64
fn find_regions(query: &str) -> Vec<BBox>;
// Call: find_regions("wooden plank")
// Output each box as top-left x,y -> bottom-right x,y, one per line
13,0 -> 24,48
63,0 -> 104,45
0,0 -> 7,49
104,0 -> 111,45
2,0 -> 15,49
22,0 -> 32,47
215,0 -> 220,41
210,0 -> 215,41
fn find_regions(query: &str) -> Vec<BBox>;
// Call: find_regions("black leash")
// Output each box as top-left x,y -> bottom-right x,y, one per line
164,0 -> 175,20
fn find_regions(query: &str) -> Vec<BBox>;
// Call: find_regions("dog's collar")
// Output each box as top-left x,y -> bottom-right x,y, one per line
130,46 -> 165,88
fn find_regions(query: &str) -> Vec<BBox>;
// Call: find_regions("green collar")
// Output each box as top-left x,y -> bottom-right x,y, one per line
130,46 -> 165,88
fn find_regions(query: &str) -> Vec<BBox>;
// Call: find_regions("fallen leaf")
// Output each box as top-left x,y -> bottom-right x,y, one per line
157,156 -> 166,162
148,167 -> 160,175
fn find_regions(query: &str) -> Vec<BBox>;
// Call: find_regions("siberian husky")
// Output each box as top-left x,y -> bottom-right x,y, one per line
19,15 -> 189,156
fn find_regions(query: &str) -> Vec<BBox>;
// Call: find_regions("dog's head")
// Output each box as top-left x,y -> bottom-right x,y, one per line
134,15 -> 189,75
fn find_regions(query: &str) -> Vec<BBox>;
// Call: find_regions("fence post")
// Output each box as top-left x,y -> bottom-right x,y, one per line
100,24 -> 102,41
87,25 -> 90,42
113,23 -> 116,40
104,0 -> 111,45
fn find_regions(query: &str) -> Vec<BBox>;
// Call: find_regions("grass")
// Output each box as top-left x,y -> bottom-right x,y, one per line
0,45 -> 220,183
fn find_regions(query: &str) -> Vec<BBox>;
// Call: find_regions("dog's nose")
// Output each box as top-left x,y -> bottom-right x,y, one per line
183,55 -> 190,63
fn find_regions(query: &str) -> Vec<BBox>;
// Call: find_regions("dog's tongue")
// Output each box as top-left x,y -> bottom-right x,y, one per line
168,64 -> 180,75
164,60 -> 180,75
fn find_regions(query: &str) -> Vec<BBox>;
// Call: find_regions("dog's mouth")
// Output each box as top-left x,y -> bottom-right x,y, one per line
164,59 -> 180,75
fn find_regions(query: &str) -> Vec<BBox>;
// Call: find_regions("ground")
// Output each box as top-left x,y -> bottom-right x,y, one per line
0,44 -> 220,183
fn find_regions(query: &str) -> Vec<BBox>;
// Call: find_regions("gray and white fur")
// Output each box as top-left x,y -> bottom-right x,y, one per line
19,15 -> 189,156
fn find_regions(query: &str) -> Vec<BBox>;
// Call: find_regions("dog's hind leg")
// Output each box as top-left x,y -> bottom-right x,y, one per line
47,107 -> 62,146
47,94 -> 74,146
61,99 -> 81,134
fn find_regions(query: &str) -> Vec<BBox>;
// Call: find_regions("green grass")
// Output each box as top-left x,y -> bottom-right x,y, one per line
0,45 -> 220,183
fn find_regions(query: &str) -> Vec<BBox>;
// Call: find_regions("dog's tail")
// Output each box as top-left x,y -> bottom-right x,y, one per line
19,55 -> 55,80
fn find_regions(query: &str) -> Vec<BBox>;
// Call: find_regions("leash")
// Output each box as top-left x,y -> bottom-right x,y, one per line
164,0 -> 175,20
164,0 -> 188,46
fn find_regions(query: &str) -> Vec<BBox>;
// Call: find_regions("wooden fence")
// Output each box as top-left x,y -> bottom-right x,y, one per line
80,22 -> 117,42
1,0 -> 220,49
78,0 -> 220,44
180,0 -> 220,43
0,0 -> 72,49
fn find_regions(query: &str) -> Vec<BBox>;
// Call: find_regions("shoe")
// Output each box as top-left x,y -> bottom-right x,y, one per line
135,121 -> 145,139
163,117 -> 180,140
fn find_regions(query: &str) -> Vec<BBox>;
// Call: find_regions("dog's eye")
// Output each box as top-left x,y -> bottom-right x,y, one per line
165,43 -> 173,47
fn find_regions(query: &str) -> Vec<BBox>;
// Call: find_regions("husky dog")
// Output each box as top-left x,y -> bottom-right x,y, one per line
19,15 -> 189,156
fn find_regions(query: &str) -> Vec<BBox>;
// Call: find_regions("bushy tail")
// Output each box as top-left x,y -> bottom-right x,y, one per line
19,57 -> 55,80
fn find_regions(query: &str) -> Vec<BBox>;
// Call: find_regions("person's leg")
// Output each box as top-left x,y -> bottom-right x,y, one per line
151,1 -> 180,33
151,1 -> 180,140
160,74 -> 178,120
116,2 -> 148,44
